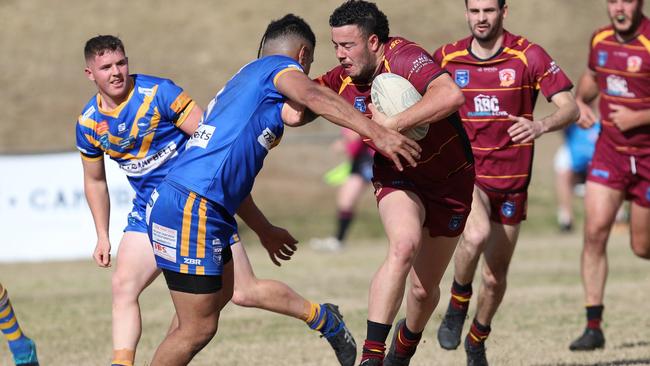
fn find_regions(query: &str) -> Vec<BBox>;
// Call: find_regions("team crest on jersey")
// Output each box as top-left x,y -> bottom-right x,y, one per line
627,55 -> 642,73
96,120 -> 110,150
354,96 -> 367,112
448,214 -> 464,231
501,201 -> 516,219
117,122 -> 127,134
499,69 -> 516,87
455,70 -> 470,87
597,51 -> 608,67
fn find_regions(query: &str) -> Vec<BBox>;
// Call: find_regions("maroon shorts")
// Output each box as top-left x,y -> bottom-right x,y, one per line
476,184 -> 528,225
372,165 -> 475,238
587,139 -> 650,208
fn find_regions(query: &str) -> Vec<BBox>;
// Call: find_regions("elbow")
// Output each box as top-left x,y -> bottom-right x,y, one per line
452,88 -> 466,111
570,103 -> 581,122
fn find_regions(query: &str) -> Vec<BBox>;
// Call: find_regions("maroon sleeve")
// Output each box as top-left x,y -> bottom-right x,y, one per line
431,46 -> 445,66
527,44 -> 574,101
315,67 -> 341,91
389,43 -> 447,95
587,32 -> 598,71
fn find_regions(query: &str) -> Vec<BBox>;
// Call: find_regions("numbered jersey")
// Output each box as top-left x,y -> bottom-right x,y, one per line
165,55 -> 302,215
589,16 -> 650,155
76,74 -> 195,208
434,31 -> 573,192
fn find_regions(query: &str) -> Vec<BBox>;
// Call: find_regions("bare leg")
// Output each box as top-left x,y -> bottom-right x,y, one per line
629,202 -> 650,259
150,262 -> 233,366
453,186 -> 492,285
112,232 -> 161,356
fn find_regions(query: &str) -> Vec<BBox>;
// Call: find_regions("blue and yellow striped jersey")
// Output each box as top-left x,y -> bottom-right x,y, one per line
165,55 -> 303,215
76,74 -> 196,208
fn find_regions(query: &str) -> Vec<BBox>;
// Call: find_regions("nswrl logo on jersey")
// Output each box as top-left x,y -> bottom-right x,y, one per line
598,51 -> 608,67
455,70 -> 470,88
501,201 -> 516,219
354,96 -> 367,113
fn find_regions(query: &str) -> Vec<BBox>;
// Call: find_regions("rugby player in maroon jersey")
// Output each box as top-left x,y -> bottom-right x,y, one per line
432,0 -> 578,364
570,0 -> 650,351
318,1 -> 476,365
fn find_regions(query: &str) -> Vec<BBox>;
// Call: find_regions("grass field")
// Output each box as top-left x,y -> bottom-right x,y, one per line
1,230 -> 649,365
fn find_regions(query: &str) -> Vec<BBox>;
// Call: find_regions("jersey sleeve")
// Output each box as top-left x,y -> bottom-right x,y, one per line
587,32 -> 598,71
156,79 -> 196,128
75,118 -> 103,161
389,43 -> 447,95
270,61 -> 304,90
431,45 -> 445,66
526,44 -> 574,101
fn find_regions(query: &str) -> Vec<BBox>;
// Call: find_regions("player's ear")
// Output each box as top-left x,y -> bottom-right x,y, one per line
368,34 -> 380,52
84,66 -> 95,81
502,4 -> 508,19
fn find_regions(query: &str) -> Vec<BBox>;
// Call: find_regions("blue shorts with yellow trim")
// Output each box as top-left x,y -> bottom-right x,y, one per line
146,180 -> 238,276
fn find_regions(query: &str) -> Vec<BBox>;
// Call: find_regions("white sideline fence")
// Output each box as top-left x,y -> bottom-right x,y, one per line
0,152 -> 134,262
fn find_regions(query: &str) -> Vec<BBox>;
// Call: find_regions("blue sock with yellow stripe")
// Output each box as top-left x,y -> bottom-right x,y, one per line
0,287 -> 38,364
305,303 -> 339,335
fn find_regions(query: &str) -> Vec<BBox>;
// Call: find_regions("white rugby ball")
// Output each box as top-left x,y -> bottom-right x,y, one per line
371,73 -> 429,141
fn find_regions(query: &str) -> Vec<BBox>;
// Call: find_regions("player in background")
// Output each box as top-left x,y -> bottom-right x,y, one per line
77,34 -> 376,366
554,121 -> 601,232
432,0 -> 578,364
0,283 -> 38,366
569,0 -> 650,351
319,1 -> 475,364
311,129 -> 374,251
144,14 -> 421,365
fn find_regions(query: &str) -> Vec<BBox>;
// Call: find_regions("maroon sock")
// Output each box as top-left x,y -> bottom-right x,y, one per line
586,305 -> 604,330
450,280 -> 472,311
466,318 -> 491,347
361,340 -> 385,363
394,321 -> 422,358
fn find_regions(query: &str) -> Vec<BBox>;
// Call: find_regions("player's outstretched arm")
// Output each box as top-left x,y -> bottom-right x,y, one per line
275,69 -> 421,171
575,69 -> 600,128
237,195 -> 298,266
81,157 -> 112,267
508,91 -> 579,144
388,73 -> 465,132
176,104 -> 203,135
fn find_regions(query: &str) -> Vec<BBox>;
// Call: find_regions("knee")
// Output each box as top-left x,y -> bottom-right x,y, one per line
481,269 -> 507,293
631,238 -> 650,259
460,227 -> 489,254
182,322 -> 218,351
388,238 -> 419,268
410,283 -> 440,305
111,271 -> 139,302
231,282 -> 257,308
584,225 -> 609,254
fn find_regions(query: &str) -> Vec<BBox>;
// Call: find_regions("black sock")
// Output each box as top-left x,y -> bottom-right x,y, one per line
335,210 -> 354,242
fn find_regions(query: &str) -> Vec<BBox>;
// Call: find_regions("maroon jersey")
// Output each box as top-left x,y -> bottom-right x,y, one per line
589,16 -> 650,155
317,37 -> 474,183
433,31 -> 573,192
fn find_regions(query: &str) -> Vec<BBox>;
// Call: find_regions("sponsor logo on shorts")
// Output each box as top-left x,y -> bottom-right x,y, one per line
183,258 -> 202,265
212,238 -> 223,265
146,189 -> 159,224
455,70 -> 470,88
354,96 -> 367,113
153,242 -> 176,263
257,127 -> 279,151
597,51 -> 608,67
499,69 -> 516,87
448,214 -> 464,231
127,210 -> 143,226
645,187 -> 650,202
152,222 -> 178,249
187,124 -> 216,149
591,168 -> 610,180
119,141 -> 178,176
501,201 -> 516,219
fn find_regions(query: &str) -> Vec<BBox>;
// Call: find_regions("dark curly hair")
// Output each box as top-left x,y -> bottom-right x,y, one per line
258,14 -> 316,58
329,0 -> 390,43
464,0 -> 506,9
84,35 -> 125,60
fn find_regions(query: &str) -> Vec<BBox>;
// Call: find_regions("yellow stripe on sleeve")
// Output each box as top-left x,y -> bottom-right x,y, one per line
175,101 -> 197,128
441,49 -> 469,68
592,29 -> 615,48
273,67 -> 303,88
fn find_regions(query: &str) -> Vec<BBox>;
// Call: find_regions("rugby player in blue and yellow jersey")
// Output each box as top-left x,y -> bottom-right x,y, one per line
145,14 -> 421,365
77,35 -> 203,366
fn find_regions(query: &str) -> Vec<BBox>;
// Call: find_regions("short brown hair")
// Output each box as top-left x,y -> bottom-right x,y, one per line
84,35 -> 125,60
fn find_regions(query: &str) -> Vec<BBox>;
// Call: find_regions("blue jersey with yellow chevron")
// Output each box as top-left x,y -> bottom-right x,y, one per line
165,55 -> 303,215
75,74 -> 195,212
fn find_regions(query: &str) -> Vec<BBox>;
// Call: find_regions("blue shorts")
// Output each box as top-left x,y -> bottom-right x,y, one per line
124,204 -> 148,233
146,180 -> 238,276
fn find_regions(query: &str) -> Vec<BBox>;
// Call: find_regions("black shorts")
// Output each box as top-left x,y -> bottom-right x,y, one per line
161,245 -> 233,294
